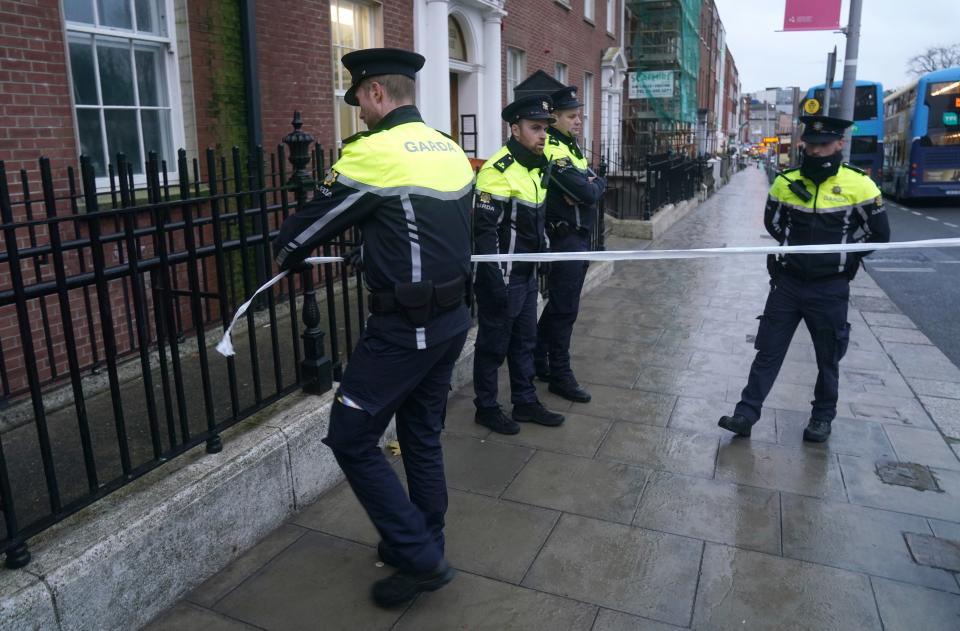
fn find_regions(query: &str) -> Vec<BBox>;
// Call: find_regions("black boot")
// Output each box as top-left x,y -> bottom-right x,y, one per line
371,558 -> 456,608
549,379 -> 591,403
803,418 -> 832,443
717,414 -> 753,437
475,407 -> 521,435
513,401 -> 565,426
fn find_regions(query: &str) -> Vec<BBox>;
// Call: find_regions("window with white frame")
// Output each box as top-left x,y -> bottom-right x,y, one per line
585,0 -> 595,22
331,0 -> 381,141
554,62 -> 568,84
506,47 -> 526,100
583,73 -> 594,150
606,0 -> 615,33
64,0 -> 181,179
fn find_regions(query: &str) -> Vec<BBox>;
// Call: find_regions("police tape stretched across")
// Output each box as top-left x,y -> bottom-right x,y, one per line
215,237 -> 960,358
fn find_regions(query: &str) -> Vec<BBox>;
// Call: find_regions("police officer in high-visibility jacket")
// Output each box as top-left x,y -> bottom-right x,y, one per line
274,48 -> 474,608
534,85 -> 606,403
719,115 -> 890,443
472,95 -> 566,435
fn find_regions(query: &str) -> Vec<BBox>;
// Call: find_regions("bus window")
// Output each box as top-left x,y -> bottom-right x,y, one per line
813,86 -> 879,119
925,81 -> 960,140
851,136 -> 878,154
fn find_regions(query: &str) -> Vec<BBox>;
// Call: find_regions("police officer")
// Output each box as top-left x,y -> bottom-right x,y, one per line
472,95 -> 566,435
534,85 -> 606,402
718,115 -> 890,442
274,48 -> 474,607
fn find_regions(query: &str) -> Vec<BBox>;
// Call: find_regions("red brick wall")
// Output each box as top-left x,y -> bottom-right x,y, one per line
0,0 -> 78,197
502,0 -> 619,155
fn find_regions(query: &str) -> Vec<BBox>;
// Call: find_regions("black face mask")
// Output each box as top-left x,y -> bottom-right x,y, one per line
800,150 -> 843,184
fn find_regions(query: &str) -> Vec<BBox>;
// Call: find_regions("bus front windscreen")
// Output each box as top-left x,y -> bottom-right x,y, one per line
924,81 -> 960,146
812,86 -> 879,120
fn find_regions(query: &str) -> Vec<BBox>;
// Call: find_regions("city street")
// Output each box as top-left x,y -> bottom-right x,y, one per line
146,167 -> 960,631
864,197 -> 960,368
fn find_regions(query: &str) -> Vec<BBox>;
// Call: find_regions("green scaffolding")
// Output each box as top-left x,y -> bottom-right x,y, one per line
625,0 -> 701,151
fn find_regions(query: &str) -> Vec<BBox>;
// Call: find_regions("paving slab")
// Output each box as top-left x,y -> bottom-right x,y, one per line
884,425 -> 960,471
774,409 -> 896,458
145,602 -> 261,630
693,544 -> 882,631
440,433 -> 533,496
489,411 -> 613,458
522,514 -> 702,627
292,482 -> 378,546
919,396 -> 960,440
394,571 -> 597,630
575,356 -> 645,389
442,490 -> 558,583
634,471 -> 781,555
871,577 -> 960,631
596,422 -> 718,479
591,608 -> 687,631
566,384 -> 676,426
187,524 -> 308,608
928,518 -> 960,540
503,451 -> 648,524
635,367 -> 729,400
442,394 -> 491,438
715,439 -> 847,500
883,342 -> 960,382
840,455 -> 960,522
781,493 -> 957,592
906,377 -> 960,400
213,532 -> 400,631
573,321 -> 664,345
668,395 -> 778,443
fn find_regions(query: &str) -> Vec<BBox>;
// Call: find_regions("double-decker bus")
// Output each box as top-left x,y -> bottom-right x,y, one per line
803,80 -> 884,183
883,67 -> 960,200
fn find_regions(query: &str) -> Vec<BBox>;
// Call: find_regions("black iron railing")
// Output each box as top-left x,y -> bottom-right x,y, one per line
0,114 -> 361,568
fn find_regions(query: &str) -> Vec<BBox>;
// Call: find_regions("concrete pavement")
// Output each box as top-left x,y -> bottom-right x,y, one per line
146,167 -> 960,631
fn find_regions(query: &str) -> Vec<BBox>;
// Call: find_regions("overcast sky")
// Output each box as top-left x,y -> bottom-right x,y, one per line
713,0 -> 960,95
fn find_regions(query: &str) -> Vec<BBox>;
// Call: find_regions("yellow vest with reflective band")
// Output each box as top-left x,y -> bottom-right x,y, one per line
544,133 -> 588,171
768,164 -> 884,279
334,122 -> 474,192
476,145 -> 547,205
770,165 -> 880,210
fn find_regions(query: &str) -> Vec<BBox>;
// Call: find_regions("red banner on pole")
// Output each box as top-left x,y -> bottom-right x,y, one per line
783,0 -> 842,31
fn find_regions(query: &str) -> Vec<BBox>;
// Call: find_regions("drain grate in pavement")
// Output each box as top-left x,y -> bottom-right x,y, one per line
875,461 -> 942,492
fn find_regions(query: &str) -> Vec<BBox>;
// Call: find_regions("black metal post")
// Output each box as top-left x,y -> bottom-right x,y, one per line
284,112 -> 332,395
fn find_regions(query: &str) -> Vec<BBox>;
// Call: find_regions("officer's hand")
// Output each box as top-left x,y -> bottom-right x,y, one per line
343,247 -> 363,271
594,176 -> 607,192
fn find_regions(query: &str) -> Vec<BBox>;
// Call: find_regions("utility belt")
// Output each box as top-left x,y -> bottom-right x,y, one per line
546,221 -> 590,240
368,276 -> 467,326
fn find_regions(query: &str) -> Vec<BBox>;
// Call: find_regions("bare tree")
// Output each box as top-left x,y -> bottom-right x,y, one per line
907,43 -> 960,76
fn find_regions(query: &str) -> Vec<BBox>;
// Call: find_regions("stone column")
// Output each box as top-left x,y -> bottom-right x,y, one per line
481,10 -> 504,158
422,0 -> 451,133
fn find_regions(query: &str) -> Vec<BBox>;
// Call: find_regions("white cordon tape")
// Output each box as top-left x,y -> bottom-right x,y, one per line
215,238 -> 960,356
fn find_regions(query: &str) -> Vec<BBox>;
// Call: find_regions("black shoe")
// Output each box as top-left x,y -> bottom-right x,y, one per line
475,407 -> 521,435
377,541 -> 401,568
535,359 -> 551,382
549,380 -> 592,403
371,558 -> 456,608
718,414 -> 753,437
803,419 -> 832,443
513,401 -> 565,426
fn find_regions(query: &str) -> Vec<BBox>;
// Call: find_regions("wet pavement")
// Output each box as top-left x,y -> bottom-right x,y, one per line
146,168 -> 960,630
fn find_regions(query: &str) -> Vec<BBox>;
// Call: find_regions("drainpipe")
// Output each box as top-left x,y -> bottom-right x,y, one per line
240,0 -> 263,156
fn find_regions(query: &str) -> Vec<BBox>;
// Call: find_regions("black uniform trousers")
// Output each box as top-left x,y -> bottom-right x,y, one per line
534,231 -> 590,384
322,326 -> 468,573
473,272 -> 539,409
735,274 -> 851,424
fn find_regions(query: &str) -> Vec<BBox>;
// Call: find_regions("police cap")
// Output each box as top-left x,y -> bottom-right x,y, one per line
502,95 -> 556,124
341,47 -> 425,106
799,115 -> 853,143
550,85 -> 582,110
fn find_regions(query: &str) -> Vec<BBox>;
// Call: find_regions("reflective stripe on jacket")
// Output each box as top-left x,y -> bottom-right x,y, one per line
766,164 -> 890,280
273,105 -> 475,349
473,140 -> 548,286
